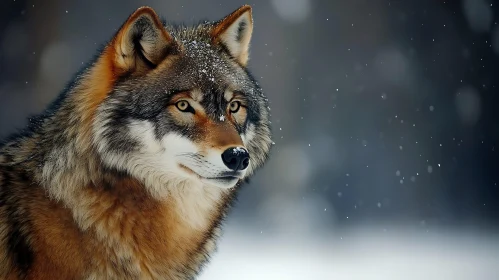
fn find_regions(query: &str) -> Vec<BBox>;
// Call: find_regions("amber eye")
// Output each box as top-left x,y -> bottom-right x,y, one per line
229,101 -> 241,113
176,100 -> 191,112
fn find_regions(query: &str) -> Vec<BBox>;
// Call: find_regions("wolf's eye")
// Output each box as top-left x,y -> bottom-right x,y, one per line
176,100 -> 193,113
229,101 -> 241,113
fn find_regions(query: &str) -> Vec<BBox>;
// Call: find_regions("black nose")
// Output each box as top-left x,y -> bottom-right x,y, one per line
221,147 -> 250,171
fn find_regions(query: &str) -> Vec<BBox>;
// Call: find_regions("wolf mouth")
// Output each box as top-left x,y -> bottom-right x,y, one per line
179,164 -> 244,181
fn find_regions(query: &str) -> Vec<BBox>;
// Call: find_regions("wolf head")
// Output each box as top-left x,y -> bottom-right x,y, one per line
89,6 -> 271,197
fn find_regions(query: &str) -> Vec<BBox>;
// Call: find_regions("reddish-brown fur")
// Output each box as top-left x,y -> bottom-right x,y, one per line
75,47 -> 117,152
27,186 -> 87,280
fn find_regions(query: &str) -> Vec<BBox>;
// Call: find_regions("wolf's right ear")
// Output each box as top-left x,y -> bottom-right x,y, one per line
110,7 -> 174,75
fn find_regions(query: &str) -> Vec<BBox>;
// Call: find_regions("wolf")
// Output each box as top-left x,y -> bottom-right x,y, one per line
0,5 -> 271,279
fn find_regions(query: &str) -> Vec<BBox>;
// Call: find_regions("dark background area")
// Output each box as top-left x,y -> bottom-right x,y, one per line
1,0 -> 498,278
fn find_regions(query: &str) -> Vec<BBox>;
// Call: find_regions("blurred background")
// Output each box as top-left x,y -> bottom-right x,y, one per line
1,0 -> 498,279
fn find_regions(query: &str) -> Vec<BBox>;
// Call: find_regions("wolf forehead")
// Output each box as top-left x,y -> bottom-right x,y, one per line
173,27 -> 241,84
147,31 -> 256,93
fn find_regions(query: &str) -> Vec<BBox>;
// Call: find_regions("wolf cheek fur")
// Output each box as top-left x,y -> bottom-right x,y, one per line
0,5 -> 271,280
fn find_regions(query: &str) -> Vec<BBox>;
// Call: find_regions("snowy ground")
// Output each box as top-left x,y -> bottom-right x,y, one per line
199,225 -> 499,280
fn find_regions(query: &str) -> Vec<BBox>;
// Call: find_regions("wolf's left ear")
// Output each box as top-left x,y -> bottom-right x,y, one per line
212,5 -> 253,66
111,7 -> 174,75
